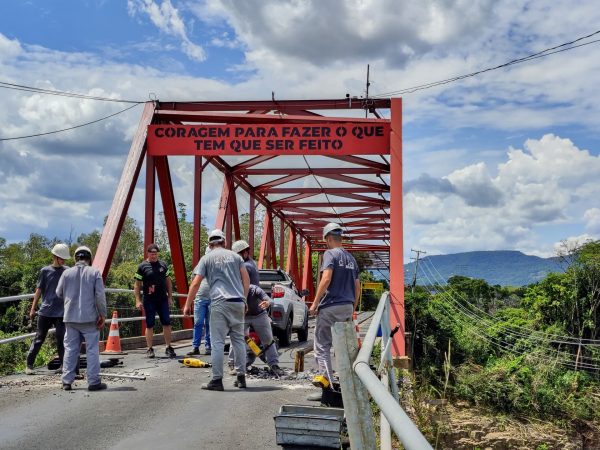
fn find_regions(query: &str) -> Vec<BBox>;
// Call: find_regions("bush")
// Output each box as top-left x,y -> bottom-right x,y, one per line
0,330 -> 57,375
452,355 -> 600,422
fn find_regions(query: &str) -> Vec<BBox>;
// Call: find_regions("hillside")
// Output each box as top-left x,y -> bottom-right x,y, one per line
402,250 -> 563,286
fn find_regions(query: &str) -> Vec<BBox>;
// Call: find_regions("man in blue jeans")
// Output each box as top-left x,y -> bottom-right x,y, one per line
188,248 -> 211,356
187,282 -> 211,356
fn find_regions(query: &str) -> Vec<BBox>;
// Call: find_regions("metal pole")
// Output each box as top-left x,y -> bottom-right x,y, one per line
0,293 -> 34,304
380,301 -> 392,450
355,293 -> 432,450
332,321 -> 377,450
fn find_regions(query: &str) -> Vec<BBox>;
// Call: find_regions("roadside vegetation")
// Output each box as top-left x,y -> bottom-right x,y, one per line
402,240 -> 600,442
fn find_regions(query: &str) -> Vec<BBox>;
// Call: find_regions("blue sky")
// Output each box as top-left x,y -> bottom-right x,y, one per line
0,0 -> 599,261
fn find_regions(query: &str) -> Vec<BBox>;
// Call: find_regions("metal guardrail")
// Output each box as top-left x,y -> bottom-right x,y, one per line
0,288 -> 189,345
333,291 -> 432,450
0,288 -> 188,305
0,293 -> 34,304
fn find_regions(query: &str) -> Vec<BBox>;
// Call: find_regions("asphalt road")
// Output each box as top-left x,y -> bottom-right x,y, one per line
0,313 -> 372,450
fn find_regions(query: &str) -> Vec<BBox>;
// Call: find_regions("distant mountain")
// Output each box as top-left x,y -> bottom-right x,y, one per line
399,250 -> 563,287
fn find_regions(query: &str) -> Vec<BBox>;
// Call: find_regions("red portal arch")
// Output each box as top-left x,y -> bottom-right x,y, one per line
92,98 -> 405,356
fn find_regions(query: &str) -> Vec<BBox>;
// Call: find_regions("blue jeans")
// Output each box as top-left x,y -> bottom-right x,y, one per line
192,298 -> 211,349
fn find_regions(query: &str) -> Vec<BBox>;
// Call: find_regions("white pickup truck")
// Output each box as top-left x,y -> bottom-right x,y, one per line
258,269 -> 309,347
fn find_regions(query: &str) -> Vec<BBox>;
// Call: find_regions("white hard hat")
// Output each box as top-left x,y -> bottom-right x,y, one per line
74,246 -> 93,259
231,240 -> 250,254
323,222 -> 343,240
208,229 -> 225,243
51,243 -> 71,260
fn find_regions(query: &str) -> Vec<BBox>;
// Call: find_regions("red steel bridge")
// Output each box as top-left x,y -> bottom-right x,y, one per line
91,98 -> 405,355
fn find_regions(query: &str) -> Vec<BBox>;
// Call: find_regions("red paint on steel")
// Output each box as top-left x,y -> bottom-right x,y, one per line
193,156 -> 202,266
248,192 -> 255,257
301,240 -> 314,305
279,217 -> 285,269
155,156 -> 192,329
157,98 -> 390,113
144,155 -> 156,253
94,101 -> 155,279
389,98 -> 405,356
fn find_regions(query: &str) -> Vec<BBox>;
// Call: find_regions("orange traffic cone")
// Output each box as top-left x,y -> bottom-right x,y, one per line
353,312 -> 362,349
102,311 -> 125,355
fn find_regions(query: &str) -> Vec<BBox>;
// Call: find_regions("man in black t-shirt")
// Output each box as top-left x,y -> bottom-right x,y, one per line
134,243 -> 176,358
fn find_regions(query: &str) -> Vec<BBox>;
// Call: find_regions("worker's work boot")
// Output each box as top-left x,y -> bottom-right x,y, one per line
146,347 -> 155,359
165,346 -> 177,358
201,378 -> 224,391
234,374 -> 246,388
88,382 -> 108,391
270,364 -> 284,377
186,347 -> 200,356
25,366 -> 35,375
62,383 -> 72,391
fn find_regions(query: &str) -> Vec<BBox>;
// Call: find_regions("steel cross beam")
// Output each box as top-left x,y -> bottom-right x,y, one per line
157,98 -> 391,112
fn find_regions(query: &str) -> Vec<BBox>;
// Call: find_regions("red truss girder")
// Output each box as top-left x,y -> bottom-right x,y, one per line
93,97 -> 403,356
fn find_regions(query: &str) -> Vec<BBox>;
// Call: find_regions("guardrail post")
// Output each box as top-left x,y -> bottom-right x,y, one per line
380,302 -> 392,450
332,321 -> 377,450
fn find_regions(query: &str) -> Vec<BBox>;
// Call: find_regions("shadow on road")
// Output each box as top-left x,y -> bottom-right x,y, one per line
106,386 -> 138,392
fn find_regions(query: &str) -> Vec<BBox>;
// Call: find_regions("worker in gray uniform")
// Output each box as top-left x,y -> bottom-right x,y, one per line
308,223 -> 360,398
228,284 -> 284,376
231,240 -> 260,285
184,229 -> 250,391
26,243 -> 71,374
56,246 -> 107,391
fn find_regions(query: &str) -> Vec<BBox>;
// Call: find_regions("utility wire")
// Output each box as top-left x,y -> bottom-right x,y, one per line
423,258 -> 600,346
420,260 -> 600,366
372,30 -> 600,98
0,103 -> 142,141
0,81 -> 143,104
418,262 -> 600,370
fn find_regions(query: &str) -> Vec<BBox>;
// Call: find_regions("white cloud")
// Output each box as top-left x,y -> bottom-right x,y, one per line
128,0 -> 206,61
553,234 -> 596,255
406,134 -> 600,255
584,208 -> 600,234
0,34 -> 22,61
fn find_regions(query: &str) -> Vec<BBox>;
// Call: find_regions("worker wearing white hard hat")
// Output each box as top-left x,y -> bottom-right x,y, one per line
25,243 -> 72,375
184,229 -> 250,391
231,239 -> 259,285
308,223 -> 360,401
229,239 -> 283,376
56,245 -> 108,391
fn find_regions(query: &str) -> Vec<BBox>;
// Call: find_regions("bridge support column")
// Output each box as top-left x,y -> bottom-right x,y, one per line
389,98 -> 405,357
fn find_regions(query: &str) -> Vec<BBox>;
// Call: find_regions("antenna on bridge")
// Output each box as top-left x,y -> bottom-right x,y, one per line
410,248 -> 426,292
365,64 -> 371,118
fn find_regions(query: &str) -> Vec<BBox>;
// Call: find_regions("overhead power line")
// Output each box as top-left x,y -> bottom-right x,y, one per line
373,30 -> 600,98
0,81 -> 143,104
0,103 -> 142,141
422,258 -> 600,347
